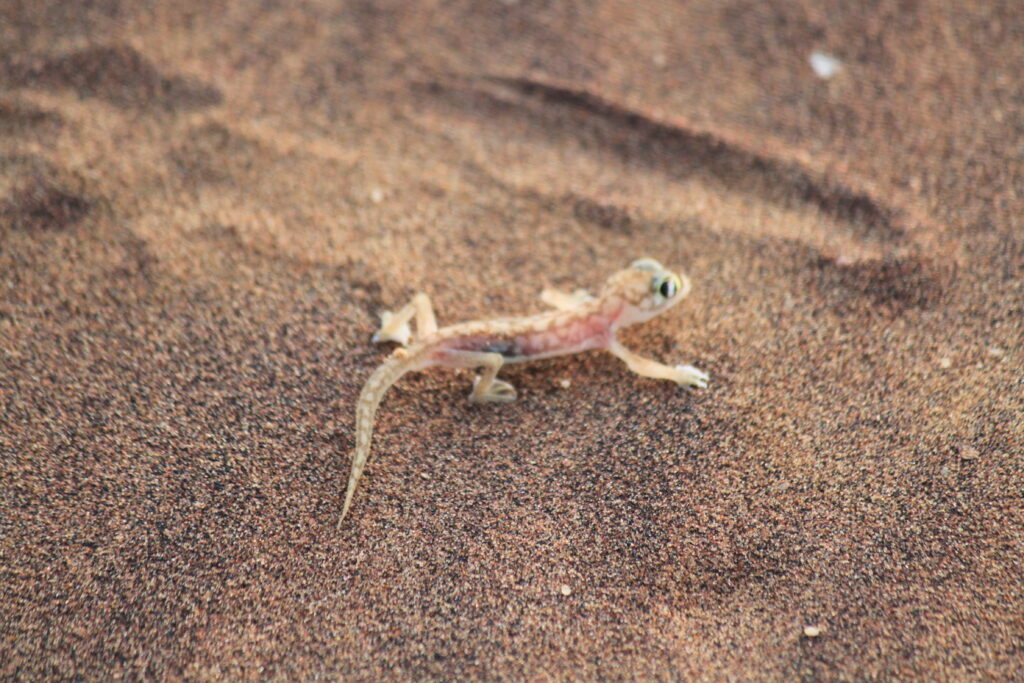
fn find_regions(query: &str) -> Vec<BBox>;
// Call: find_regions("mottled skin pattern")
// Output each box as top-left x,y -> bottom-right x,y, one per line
339,259 -> 709,527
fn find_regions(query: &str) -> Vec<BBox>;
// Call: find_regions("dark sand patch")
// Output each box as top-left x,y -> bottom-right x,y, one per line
2,45 -> 222,111
1,154 -> 93,232
0,98 -> 62,138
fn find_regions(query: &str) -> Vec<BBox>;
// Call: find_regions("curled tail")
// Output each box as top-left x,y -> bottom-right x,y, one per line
339,347 -> 431,527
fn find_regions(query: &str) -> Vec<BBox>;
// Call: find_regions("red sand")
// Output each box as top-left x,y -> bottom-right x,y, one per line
1,1 -> 1022,678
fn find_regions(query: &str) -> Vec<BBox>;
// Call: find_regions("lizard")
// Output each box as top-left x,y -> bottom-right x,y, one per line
339,258 -> 709,527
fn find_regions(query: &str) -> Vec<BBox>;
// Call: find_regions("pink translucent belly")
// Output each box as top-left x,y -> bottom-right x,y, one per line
515,313 -> 614,358
435,306 -> 621,362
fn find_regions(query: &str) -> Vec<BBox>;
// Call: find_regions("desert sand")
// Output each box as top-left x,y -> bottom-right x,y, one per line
2,1 -> 1022,678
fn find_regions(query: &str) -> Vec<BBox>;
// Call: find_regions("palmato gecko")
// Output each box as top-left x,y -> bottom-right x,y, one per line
340,258 -> 709,526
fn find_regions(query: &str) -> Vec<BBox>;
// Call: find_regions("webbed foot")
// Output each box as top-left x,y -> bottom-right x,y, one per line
674,364 -> 710,388
470,376 -> 518,403
372,310 -> 412,346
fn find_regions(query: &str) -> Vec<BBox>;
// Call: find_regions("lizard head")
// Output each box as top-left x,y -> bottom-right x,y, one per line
603,258 -> 692,326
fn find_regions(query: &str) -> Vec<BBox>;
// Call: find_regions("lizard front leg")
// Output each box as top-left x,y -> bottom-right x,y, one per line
373,292 -> 438,346
436,349 -> 517,403
540,287 -> 594,311
608,340 -> 709,388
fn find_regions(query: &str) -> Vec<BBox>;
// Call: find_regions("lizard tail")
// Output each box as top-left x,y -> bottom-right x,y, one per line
339,347 -> 432,527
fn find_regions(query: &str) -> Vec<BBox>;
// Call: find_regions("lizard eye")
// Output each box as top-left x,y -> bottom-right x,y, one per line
658,277 -> 678,299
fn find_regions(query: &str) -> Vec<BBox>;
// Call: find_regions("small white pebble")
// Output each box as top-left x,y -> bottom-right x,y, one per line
559,378 -> 571,389
960,444 -> 980,460
809,51 -> 842,79
803,625 -> 823,637
987,347 -> 1004,357
652,52 -> 667,68
370,188 -> 384,204
559,584 -> 572,596
939,357 -> 952,369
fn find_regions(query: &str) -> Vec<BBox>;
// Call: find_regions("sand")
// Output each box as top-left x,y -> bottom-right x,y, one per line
2,1 -> 1022,678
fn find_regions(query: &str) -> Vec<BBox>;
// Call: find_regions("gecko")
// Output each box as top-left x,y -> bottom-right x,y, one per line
339,258 -> 709,526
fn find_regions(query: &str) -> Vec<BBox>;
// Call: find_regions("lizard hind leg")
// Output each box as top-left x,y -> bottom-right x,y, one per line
372,292 -> 438,346
438,349 -> 518,403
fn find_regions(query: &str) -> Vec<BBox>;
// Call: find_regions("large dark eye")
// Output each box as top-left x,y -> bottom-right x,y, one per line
659,278 -> 677,298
